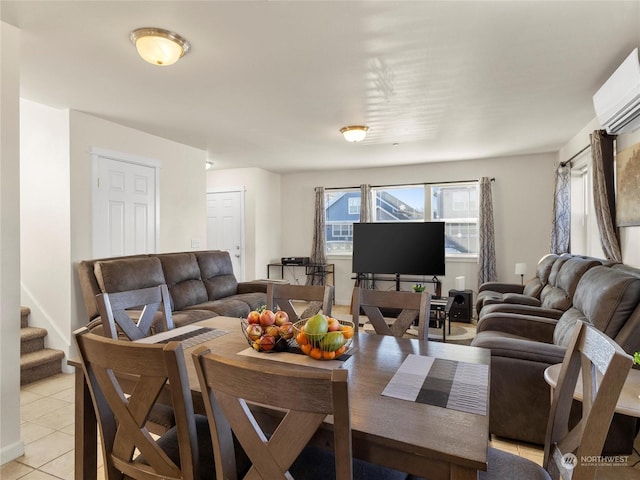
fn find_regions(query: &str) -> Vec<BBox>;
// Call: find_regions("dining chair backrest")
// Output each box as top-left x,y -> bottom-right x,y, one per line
96,284 -> 174,340
73,327 -> 202,480
543,321 -> 633,480
192,345 -> 353,480
351,287 -> 430,340
266,283 -> 334,322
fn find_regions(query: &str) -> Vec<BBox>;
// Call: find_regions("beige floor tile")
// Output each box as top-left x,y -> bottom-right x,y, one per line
31,403 -> 75,431
38,449 -> 75,479
50,387 -> 75,403
489,435 -> 520,454
0,460 -> 34,480
20,421 -> 56,445
58,422 -> 75,436
15,470 -> 66,480
20,397 -> 70,423
19,431 -> 74,469
20,390 -> 44,406
22,374 -> 74,397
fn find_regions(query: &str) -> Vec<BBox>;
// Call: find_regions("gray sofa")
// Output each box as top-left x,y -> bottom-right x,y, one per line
77,250 -> 268,333
471,263 -> 640,453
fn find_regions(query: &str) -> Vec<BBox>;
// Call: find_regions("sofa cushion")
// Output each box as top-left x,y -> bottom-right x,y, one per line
195,251 -> 239,300
540,258 -> 599,311
159,253 -> 208,311
184,298 -> 251,318
553,266 -> 640,348
95,257 -> 166,293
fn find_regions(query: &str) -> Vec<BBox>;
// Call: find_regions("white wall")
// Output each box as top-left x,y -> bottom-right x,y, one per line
1,21 -> 24,464
277,153 -> 556,305
560,117 -> 640,268
69,111 -> 208,332
20,100 -> 71,359
207,167 -> 282,281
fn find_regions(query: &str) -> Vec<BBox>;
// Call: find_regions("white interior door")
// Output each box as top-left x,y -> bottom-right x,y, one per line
93,153 -> 158,258
207,190 -> 244,280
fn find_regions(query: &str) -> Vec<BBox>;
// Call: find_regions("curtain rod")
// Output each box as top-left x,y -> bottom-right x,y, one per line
560,144 -> 590,168
325,178 -> 494,191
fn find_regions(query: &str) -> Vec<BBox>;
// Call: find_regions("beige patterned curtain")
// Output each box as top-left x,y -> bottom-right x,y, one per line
590,130 -> 622,263
360,184 -> 371,222
550,162 -> 571,254
478,177 -> 497,286
307,186 -> 327,285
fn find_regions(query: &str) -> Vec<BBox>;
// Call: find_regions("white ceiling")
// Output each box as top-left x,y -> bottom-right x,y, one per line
2,1 -> 639,173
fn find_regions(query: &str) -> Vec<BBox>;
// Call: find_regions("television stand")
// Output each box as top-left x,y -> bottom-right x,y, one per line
355,273 -> 442,297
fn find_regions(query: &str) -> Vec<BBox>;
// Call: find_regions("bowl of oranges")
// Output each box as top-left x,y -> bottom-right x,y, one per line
293,314 -> 355,361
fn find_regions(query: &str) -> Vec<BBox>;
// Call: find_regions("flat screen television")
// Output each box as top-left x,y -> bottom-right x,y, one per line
352,222 -> 445,276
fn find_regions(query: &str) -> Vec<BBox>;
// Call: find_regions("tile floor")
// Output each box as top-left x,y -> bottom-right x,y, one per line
1,372 -> 549,480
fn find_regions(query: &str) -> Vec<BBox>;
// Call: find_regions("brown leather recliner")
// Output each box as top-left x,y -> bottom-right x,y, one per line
471,265 -> 640,453
477,256 -> 601,321
475,254 -> 562,315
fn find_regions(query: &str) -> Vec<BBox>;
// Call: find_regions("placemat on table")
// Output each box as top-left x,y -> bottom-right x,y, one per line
382,354 -> 488,415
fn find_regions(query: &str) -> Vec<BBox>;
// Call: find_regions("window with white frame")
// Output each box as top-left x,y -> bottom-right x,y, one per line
569,149 -> 604,258
324,182 -> 479,257
431,183 -> 479,256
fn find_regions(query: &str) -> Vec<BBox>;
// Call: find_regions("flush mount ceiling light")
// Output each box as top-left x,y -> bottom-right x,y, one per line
130,27 -> 190,66
340,125 -> 369,142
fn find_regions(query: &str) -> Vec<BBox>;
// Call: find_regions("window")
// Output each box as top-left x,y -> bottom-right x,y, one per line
371,186 -> 424,222
348,197 -> 360,214
325,189 -> 360,254
431,183 -> 478,256
570,149 -> 604,258
324,182 -> 479,257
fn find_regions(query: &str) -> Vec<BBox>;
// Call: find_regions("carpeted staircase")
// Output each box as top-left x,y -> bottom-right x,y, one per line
20,307 -> 65,385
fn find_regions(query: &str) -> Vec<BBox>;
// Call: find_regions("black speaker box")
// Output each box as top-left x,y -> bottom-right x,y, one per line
448,289 -> 473,323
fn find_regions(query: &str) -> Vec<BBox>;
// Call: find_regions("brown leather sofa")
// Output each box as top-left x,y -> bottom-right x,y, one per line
77,250 -> 268,332
471,264 -> 640,453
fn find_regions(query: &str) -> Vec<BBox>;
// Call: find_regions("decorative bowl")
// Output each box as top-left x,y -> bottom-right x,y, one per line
241,319 -> 293,353
292,316 -> 355,361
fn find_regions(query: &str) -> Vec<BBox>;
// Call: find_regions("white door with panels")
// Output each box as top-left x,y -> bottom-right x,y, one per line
93,152 -> 158,258
207,190 -> 244,280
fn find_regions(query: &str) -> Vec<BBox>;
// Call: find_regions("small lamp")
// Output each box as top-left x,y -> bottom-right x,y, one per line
515,262 -> 527,285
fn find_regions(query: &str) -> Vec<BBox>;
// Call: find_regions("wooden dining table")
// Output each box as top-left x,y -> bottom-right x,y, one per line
71,316 -> 490,480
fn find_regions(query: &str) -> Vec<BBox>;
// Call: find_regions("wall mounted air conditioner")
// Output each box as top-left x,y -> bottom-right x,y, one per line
593,48 -> 640,135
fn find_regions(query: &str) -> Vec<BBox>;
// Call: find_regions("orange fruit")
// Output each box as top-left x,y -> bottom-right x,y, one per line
322,350 -> 336,360
295,331 -> 308,346
340,325 -> 354,339
309,347 -> 323,360
300,343 -> 312,355
335,345 -> 347,356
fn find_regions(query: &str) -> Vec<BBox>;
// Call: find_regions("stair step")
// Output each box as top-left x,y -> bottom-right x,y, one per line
21,306 -> 31,328
20,349 -> 65,385
21,327 -> 48,355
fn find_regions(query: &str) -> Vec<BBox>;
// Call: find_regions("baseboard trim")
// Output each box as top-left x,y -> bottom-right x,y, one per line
0,439 -> 25,465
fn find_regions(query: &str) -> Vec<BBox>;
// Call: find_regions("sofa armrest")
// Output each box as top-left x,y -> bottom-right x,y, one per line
478,282 -> 524,294
476,312 -> 557,343
472,331 -> 566,364
479,303 -> 564,320
237,281 -> 269,294
501,293 -> 541,306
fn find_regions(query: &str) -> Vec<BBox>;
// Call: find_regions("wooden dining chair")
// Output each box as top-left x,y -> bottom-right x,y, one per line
73,327 -> 219,480
96,284 -> 174,340
477,320 -> 633,480
266,283 -> 334,322
192,346 -> 409,480
351,287 -> 430,340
